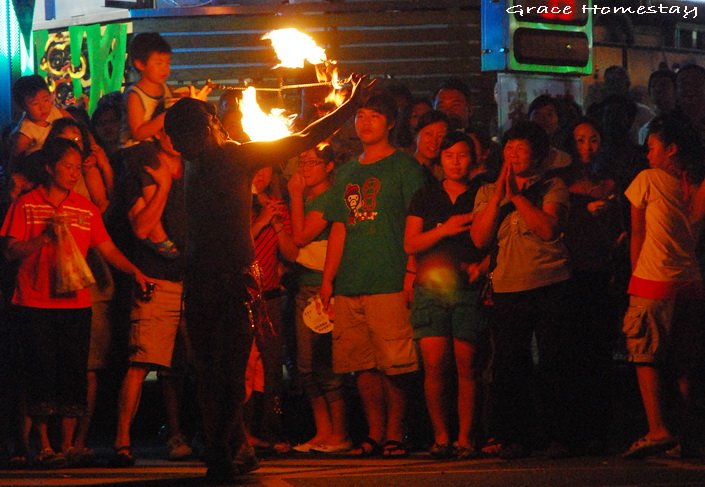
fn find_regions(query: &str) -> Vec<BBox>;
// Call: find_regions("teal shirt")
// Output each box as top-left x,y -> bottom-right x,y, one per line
298,189 -> 332,287
324,150 -> 424,295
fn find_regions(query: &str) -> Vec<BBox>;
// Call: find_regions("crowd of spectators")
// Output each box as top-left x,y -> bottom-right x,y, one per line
1,30 -> 705,474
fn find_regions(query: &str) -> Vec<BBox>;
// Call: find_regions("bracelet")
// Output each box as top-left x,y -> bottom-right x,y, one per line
405,269 -> 416,274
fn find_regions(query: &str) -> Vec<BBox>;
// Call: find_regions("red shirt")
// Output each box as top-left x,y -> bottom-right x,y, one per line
1,187 -> 110,308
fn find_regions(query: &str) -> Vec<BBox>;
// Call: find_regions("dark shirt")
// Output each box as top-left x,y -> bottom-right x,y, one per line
117,142 -> 187,281
184,97 -> 359,281
407,174 -> 487,272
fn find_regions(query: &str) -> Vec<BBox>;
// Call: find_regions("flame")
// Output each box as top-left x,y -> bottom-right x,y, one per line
324,67 -> 347,107
240,86 -> 296,142
263,28 -> 327,69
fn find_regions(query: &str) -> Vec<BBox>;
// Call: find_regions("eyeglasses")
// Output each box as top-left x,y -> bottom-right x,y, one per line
297,159 -> 325,168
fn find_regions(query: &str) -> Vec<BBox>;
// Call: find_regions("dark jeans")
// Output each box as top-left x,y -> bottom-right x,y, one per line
16,306 -> 91,417
185,270 -> 255,471
488,281 -> 578,449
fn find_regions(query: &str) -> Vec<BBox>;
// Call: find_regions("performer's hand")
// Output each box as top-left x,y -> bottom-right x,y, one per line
347,73 -> 376,104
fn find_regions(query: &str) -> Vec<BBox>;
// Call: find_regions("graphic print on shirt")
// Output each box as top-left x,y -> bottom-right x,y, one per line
344,178 -> 381,224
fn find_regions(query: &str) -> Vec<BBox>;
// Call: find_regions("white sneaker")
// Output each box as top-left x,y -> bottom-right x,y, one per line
167,434 -> 193,460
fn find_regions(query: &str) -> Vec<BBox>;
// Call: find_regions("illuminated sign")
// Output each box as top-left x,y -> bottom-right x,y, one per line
482,0 -> 593,75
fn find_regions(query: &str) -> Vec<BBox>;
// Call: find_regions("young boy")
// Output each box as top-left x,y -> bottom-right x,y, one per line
123,32 -> 210,258
622,113 -> 705,459
10,75 -> 72,159
321,92 -> 424,458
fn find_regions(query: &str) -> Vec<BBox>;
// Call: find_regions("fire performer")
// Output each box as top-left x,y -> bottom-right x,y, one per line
163,74 -> 366,483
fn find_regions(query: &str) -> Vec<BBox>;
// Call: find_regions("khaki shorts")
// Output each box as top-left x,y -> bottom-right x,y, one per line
332,292 -> 418,375
129,279 -> 184,369
622,295 -> 705,370
87,250 -> 115,370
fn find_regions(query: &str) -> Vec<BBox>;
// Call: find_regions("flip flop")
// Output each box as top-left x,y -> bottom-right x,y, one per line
348,437 -> 382,457
382,440 -> 409,458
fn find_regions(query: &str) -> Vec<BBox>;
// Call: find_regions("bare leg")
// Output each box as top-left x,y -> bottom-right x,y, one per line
327,397 -> 348,444
74,370 -> 98,450
161,373 -> 183,439
309,395 -> 333,444
383,374 -> 407,443
115,366 -> 149,448
635,365 -> 672,440
61,417 -> 78,453
35,417 -> 52,452
454,338 -> 477,448
420,337 -> 451,446
355,370 -> 386,444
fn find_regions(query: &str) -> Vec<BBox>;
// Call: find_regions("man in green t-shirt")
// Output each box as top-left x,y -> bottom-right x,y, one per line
322,93 -> 424,457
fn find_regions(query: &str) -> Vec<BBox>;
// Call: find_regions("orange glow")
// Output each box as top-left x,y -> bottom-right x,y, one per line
263,28 -> 327,69
240,86 -> 296,141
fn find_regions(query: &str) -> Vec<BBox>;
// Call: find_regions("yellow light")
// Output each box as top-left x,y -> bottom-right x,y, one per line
263,28 -> 327,69
240,86 -> 295,142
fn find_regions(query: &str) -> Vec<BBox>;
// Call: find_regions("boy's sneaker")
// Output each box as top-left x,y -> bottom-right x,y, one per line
167,434 -> 193,461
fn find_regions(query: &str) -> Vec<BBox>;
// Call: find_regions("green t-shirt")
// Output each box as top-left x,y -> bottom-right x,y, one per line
324,150 -> 424,295
298,189 -> 332,287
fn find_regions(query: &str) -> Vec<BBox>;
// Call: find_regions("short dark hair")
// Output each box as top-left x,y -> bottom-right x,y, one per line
502,121 -> 550,164
164,98 -> 214,159
12,75 -> 50,109
129,32 -> 172,70
648,69 -> 676,92
433,78 -> 471,103
440,130 -> 477,167
41,137 -> 82,172
676,63 -> 705,81
47,117 -> 92,159
648,111 -> 705,182
415,110 -> 450,134
528,94 -> 560,118
359,92 -> 398,126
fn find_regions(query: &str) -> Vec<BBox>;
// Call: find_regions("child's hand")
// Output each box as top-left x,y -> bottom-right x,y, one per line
287,172 -> 306,197
143,161 -> 172,189
82,153 -> 98,172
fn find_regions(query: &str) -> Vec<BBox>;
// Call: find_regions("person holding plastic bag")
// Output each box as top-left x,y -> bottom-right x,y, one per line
0,138 -> 149,468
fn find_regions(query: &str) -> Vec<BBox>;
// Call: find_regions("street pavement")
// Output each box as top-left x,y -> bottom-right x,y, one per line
2,450 -> 705,486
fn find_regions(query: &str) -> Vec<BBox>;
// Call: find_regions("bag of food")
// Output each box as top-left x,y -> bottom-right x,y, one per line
54,216 -> 95,293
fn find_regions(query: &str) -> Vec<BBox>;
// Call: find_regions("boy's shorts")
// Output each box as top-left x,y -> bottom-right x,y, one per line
129,279 -> 183,369
332,292 -> 418,376
623,295 -> 705,372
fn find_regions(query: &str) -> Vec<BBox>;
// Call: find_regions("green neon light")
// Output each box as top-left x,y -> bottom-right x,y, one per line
34,23 -> 127,115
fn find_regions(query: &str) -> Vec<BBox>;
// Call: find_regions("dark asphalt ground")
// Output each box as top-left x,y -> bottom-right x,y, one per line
2,448 -> 705,486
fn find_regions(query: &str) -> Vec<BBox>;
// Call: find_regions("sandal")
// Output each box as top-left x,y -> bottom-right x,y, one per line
481,437 -> 503,456
429,443 -> 455,459
456,445 -> 480,460
34,448 -> 67,469
7,454 -> 28,469
349,437 -> 382,457
66,447 -> 95,467
110,446 -> 135,467
142,238 -> 180,259
382,440 -> 409,458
